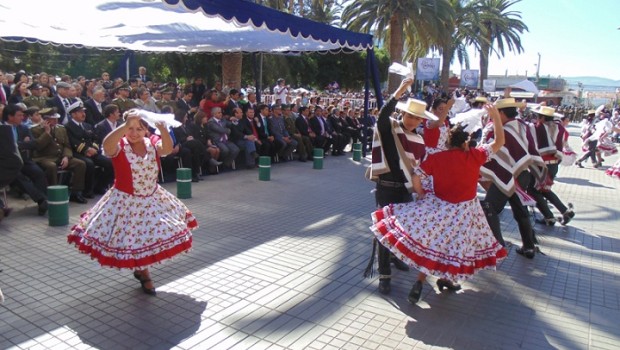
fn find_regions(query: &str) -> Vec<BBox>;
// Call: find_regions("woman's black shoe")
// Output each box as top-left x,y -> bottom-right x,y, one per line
516,247 -> 535,259
133,271 -> 156,295
408,280 -> 423,304
436,278 -> 461,292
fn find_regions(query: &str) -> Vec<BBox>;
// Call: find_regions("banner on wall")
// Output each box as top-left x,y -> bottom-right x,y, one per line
416,58 -> 440,81
482,79 -> 496,93
460,70 -> 479,87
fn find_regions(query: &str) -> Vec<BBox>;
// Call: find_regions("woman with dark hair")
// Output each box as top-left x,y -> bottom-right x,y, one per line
370,104 -> 508,304
8,81 -> 29,104
189,110 -> 222,170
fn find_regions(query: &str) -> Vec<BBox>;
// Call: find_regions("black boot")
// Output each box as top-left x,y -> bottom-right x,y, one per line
378,278 -> 391,294
481,200 -> 506,246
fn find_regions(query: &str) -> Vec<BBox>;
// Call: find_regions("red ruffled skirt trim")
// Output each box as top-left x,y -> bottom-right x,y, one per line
371,196 -> 507,282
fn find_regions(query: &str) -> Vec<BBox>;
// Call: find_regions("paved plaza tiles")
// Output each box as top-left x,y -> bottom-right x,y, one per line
0,124 -> 619,350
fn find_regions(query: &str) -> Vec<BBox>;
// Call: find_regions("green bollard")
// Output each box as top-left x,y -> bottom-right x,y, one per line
176,168 -> 192,199
313,148 -> 324,170
258,156 -> 271,181
47,185 -> 69,226
352,142 -> 362,161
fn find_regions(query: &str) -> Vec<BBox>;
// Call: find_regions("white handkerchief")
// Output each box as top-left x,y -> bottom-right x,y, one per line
388,62 -> 414,79
133,109 -> 182,132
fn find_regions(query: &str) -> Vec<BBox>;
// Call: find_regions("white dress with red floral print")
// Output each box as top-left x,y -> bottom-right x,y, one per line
68,137 -> 197,270
370,146 -> 507,282
606,158 -> 620,179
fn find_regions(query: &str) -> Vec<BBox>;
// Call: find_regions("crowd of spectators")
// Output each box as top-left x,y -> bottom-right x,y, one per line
0,68 -> 378,222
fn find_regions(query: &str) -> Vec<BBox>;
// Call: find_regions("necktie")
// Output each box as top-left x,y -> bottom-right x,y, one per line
63,98 -> 70,110
218,120 -> 227,142
96,103 -> 102,114
263,118 -> 269,136
0,87 -> 6,104
12,126 -> 18,141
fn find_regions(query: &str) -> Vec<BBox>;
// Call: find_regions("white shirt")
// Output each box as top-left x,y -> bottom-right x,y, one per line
273,84 -> 288,103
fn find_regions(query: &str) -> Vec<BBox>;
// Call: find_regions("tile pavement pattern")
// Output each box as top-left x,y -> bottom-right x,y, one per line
0,124 -> 619,350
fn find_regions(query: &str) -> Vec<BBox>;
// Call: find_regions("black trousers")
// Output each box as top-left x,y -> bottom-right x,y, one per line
75,154 -> 113,194
482,171 -> 536,250
578,140 -> 598,164
11,160 -> 47,203
375,185 -> 413,279
528,163 -> 568,219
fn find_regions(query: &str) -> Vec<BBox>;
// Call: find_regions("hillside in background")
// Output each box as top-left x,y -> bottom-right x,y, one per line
564,76 -> 620,87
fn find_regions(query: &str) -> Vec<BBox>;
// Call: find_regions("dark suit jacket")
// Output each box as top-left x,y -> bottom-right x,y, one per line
239,116 -> 263,139
295,116 -> 313,137
172,124 -> 194,145
191,83 -> 206,106
94,119 -> 116,147
65,120 -> 99,156
132,74 -> 151,83
309,116 -> 324,136
84,98 -> 108,125
224,99 -> 240,117
255,115 -> 273,141
0,124 -> 23,186
328,115 -> 346,134
12,124 -> 38,160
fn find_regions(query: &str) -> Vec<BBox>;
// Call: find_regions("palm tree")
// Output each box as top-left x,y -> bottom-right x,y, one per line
305,0 -> 341,25
341,0 -> 454,93
476,0 -> 528,87
430,0 -> 484,88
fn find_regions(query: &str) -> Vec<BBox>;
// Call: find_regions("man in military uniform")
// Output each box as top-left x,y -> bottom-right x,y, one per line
65,101 -> 114,197
156,88 -> 177,113
111,83 -> 137,115
31,109 -> 88,204
23,84 -> 47,109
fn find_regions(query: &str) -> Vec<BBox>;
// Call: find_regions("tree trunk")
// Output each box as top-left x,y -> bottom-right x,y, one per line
478,29 -> 491,89
440,44 -> 453,89
222,52 -> 243,89
298,0 -> 304,16
387,15 -> 404,94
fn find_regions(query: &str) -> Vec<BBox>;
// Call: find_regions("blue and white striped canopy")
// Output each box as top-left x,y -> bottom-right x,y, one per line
0,0 -> 373,53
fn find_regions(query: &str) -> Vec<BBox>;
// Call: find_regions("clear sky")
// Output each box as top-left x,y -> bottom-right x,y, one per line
450,0 -> 620,80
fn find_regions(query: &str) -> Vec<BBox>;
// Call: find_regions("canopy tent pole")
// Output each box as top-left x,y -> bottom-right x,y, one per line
368,49 -> 384,108
252,53 -> 264,104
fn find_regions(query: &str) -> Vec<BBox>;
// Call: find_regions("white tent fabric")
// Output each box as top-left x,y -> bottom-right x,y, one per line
509,80 -> 540,94
0,0 -> 369,53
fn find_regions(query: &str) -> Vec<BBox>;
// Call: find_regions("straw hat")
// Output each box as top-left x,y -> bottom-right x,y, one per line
471,96 -> 488,104
534,106 -> 556,117
494,98 -> 526,110
395,98 -> 438,121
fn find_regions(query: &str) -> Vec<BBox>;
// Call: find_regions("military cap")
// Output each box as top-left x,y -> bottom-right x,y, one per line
67,101 -> 85,114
